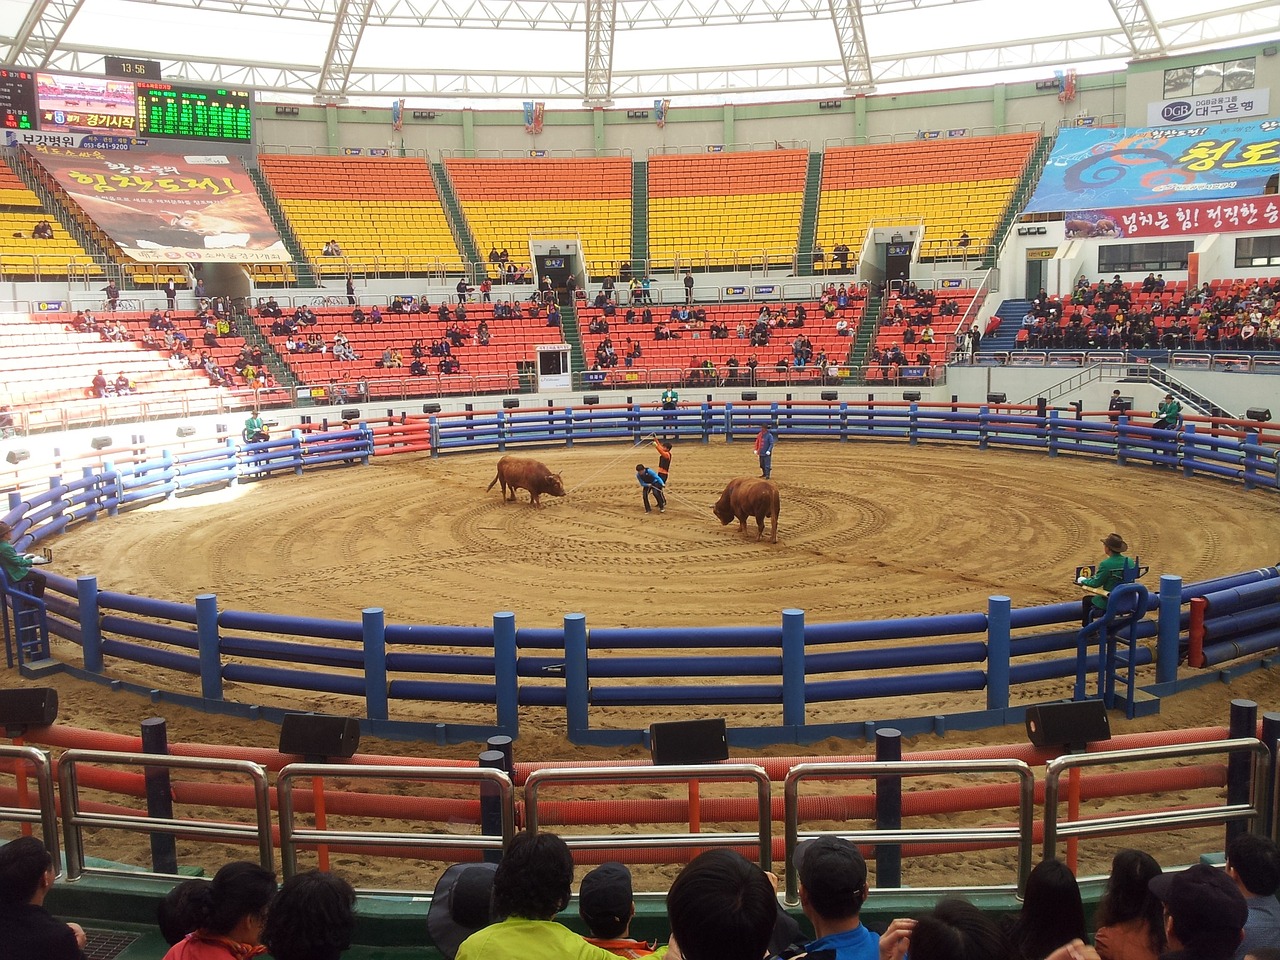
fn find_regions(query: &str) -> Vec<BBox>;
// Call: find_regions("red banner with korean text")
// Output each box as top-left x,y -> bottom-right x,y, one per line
26,146 -> 289,262
1064,196 -> 1280,240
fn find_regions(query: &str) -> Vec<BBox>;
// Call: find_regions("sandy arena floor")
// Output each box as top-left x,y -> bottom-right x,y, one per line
11,439 -> 1280,890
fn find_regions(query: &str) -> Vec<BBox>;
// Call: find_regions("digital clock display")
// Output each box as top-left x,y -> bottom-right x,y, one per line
135,81 -> 252,142
104,56 -> 162,82
0,68 -> 37,131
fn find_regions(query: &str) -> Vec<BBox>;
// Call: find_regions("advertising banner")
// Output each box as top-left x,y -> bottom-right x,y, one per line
1146,90 -> 1269,126
27,146 -> 288,262
1024,119 -> 1280,213
1065,196 -> 1280,239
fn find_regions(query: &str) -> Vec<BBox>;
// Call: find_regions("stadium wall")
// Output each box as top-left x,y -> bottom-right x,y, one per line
254,41 -> 1268,157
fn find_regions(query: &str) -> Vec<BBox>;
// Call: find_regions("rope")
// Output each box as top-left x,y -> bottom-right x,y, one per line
561,435 -> 654,495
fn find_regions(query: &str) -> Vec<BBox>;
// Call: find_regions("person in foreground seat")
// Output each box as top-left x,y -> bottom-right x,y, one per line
0,835 -> 86,960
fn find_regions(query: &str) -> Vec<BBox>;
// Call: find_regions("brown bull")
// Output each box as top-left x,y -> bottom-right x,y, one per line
712,477 -> 780,543
486,455 -> 565,507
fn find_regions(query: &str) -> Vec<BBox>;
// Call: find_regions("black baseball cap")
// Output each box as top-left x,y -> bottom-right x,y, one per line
427,862 -> 498,959
1148,863 -> 1247,932
796,836 -> 867,916
579,862 -> 632,931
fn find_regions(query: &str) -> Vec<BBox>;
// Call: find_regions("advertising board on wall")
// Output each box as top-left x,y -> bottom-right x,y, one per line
1146,90 -> 1270,126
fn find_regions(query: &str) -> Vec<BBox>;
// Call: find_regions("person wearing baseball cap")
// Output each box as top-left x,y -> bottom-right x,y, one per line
1078,533 -> 1133,626
578,862 -> 655,958
1225,834 -> 1280,960
782,836 -> 878,960
428,862 -> 498,960
1148,863 -> 1248,960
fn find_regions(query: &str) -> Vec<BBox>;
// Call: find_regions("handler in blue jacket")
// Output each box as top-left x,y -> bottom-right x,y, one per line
755,425 -> 776,479
635,463 -> 666,514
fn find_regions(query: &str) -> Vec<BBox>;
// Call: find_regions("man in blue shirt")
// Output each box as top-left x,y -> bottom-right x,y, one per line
777,836 -> 878,960
636,464 -> 666,514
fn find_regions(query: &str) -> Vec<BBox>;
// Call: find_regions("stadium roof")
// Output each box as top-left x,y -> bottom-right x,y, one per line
0,0 -> 1276,107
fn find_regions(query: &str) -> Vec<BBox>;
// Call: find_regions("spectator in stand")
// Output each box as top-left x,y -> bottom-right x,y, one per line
1226,834 -> 1280,960
160,861 -> 276,960
91,369 -> 109,398
261,870 -> 357,960
164,278 -> 177,311
683,270 -> 695,304
429,863 -> 498,960
666,850 -> 776,960
1149,864 -> 1248,960
578,863 -> 655,957
1005,858 -> 1086,960
476,320 -> 491,346
157,879 -> 210,946
883,899 -> 1009,960
323,240 -> 343,256
480,278 -> 492,302
456,832 -> 615,960
0,835 -> 86,960
104,280 -> 120,311
782,836 -> 877,960
32,219 -> 54,240
1093,850 -> 1165,960
113,373 -> 133,396
346,273 -> 356,305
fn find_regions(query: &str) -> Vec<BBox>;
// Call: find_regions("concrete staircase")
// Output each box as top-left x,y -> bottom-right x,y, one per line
796,152 -> 824,277
431,162 -> 481,280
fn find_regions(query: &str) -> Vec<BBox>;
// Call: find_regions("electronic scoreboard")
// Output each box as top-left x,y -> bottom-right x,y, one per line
0,63 -> 252,142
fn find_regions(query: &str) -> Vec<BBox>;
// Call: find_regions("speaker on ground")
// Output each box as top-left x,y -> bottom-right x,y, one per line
1246,407 -> 1271,422
279,713 -> 361,759
902,390 -> 921,401
821,390 -> 838,401
650,717 -> 729,765
502,398 -> 520,409
0,687 -> 59,733
741,391 -> 757,402
986,393 -> 1007,404
1025,700 -> 1110,750
422,403 -> 441,414
6,449 -> 29,464
90,436 -> 113,450
341,408 -> 360,421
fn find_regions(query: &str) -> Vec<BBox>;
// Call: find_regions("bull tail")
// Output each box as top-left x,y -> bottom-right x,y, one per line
486,474 -> 500,492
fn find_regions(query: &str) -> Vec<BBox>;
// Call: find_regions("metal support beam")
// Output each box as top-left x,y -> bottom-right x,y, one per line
1106,0 -> 1167,59
829,0 -> 875,94
6,0 -> 87,69
315,0 -> 374,103
583,0 -> 618,107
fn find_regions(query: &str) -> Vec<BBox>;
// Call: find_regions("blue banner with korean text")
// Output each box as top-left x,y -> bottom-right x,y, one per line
1023,119 -> 1280,213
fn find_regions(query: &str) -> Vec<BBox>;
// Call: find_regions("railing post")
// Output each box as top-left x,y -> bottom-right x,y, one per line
493,611 -> 518,737
565,406 -> 574,449
478,749 -> 506,863
908,403 -> 919,445
565,612 -> 588,740
1227,699 -> 1257,846
986,595 -> 1011,711
1262,712 -> 1280,836
1048,409 -> 1060,457
363,607 -> 388,722
429,415 -> 440,459
725,401 -> 734,443
1156,575 -> 1182,684
1115,415 -> 1129,467
77,576 -> 102,674
781,609 -> 805,730
141,717 -> 178,874
875,728 -> 902,888
978,406 -> 990,449
195,594 -> 222,701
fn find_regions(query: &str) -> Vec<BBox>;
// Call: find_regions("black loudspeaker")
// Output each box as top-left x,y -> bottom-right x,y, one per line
422,403 -> 442,414
902,390 -> 922,401
0,687 -> 59,731
986,393 -> 1007,404
821,390 -> 838,401
650,717 -> 729,765
502,398 -> 520,409
176,426 -> 196,437
279,713 -> 361,759
341,408 -> 360,421
1246,407 -> 1272,422
582,395 -> 599,405
6,449 -> 30,464
741,391 -> 758,401
1025,700 -> 1111,749
90,436 -> 113,450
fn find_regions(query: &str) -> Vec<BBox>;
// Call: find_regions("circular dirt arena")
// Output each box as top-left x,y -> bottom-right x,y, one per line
20,438 -> 1280,889
46,439 -> 1280,733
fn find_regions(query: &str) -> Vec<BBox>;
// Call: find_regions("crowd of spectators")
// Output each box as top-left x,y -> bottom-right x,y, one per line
1019,276 -> 1280,352
3,830 -> 1278,960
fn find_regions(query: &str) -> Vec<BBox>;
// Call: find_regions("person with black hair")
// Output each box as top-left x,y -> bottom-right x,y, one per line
0,836 -> 86,960
898,898 -> 1008,960
665,849 -> 776,960
1093,849 -> 1165,960
1226,834 -> 1280,960
157,879 -> 212,945
775,836 -> 877,960
1005,858 -> 1087,960
160,860 -> 276,960
455,832 -> 615,960
262,869 -> 356,960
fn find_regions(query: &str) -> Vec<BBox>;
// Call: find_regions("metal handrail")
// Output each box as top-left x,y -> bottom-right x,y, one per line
57,748 -> 273,880
1043,738 -> 1271,860
0,744 -> 60,873
525,763 -> 773,870
783,758 -> 1036,904
277,763 -> 516,884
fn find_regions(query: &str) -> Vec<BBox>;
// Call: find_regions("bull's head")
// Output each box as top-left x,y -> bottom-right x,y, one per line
546,472 -> 566,497
712,498 -> 733,525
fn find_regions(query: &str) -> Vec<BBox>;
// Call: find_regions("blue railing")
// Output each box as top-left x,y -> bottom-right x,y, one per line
5,402 -> 1278,746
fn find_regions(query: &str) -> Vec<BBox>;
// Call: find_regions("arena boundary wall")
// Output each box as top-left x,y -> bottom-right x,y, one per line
3,400 -> 1279,747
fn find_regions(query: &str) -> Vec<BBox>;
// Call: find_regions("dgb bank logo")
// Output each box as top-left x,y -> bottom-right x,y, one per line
1161,101 -> 1194,123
